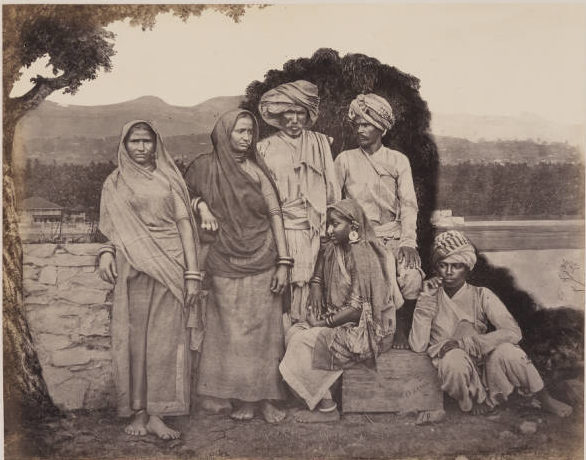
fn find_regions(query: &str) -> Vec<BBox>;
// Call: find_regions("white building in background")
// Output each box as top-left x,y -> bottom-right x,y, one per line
19,196 -> 64,224
18,196 -> 94,243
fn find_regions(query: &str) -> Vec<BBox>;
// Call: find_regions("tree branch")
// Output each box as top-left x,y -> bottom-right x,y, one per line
8,74 -> 71,120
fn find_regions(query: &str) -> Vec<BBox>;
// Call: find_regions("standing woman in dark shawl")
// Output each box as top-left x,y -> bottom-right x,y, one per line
98,121 -> 201,439
184,109 -> 291,423
279,199 -> 402,422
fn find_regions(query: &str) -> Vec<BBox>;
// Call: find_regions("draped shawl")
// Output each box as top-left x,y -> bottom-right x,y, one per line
184,110 -> 280,278
99,120 -> 199,302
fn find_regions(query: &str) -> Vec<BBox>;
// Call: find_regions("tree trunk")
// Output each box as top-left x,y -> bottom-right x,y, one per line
3,120 -> 59,432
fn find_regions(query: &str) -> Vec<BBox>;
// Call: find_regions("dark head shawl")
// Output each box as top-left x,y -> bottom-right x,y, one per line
184,110 -> 280,277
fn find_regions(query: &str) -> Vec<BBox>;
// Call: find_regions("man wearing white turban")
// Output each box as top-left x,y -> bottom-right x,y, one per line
409,230 -> 572,418
335,93 -> 422,349
258,80 -> 341,325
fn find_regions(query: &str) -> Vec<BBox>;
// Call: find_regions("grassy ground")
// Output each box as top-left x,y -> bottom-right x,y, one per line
6,393 -> 583,460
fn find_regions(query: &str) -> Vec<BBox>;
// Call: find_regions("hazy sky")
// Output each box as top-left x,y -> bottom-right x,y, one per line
11,3 -> 586,124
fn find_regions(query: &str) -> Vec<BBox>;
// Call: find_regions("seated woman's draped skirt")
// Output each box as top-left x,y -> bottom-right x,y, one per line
111,253 -> 191,417
197,269 -> 286,401
279,323 -> 343,410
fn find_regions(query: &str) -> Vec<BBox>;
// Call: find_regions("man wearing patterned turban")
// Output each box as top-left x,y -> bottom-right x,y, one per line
409,230 -> 572,418
258,81 -> 341,325
335,93 -> 422,349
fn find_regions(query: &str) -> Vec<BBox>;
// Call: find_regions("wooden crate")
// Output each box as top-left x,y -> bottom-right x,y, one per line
342,349 -> 444,413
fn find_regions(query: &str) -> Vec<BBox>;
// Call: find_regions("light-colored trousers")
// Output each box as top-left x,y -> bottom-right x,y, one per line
437,343 -> 544,412
380,238 -> 423,300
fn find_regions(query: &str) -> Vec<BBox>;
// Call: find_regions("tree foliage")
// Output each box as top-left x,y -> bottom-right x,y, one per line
241,48 -> 440,268
438,162 -> 585,217
18,159 -> 584,231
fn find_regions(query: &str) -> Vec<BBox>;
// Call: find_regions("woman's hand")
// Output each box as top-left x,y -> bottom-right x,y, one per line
270,265 -> 289,295
307,308 -> 326,328
98,252 -> 117,284
438,340 -> 460,359
184,279 -> 201,310
198,202 -> 219,232
308,283 -> 324,317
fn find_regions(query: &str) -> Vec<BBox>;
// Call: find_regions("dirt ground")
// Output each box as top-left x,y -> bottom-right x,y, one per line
6,392 -> 583,460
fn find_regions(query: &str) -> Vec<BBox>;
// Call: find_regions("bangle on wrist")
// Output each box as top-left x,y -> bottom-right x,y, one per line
184,275 -> 202,281
309,276 -> 323,285
98,246 -> 115,257
184,270 -> 203,281
325,313 -> 335,327
277,256 -> 294,267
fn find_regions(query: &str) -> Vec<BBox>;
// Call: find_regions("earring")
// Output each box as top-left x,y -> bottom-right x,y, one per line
349,230 -> 360,244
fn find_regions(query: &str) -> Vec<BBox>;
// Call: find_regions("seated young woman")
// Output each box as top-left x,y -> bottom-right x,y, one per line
409,230 -> 572,418
279,199 -> 403,422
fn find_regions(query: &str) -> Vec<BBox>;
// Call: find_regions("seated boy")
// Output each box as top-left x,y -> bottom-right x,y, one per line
409,230 -> 572,417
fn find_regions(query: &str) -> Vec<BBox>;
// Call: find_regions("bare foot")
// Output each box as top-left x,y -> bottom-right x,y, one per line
538,391 -> 573,417
393,300 -> 415,350
260,401 -> 286,424
294,409 -> 340,423
200,396 -> 233,414
471,402 -> 494,416
415,409 -> 446,425
392,328 -> 410,350
124,410 -> 148,436
230,402 -> 255,421
146,415 -> 180,440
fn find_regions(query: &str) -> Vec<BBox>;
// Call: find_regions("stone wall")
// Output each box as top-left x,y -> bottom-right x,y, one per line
23,243 -> 115,411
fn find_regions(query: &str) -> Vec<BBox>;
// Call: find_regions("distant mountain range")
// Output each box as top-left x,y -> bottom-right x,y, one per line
13,96 -> 584,165
16,95 -> 244,139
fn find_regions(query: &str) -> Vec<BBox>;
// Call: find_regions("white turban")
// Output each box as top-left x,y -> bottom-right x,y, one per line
258,80 -> 320,129
348,93 -> 395,132
431,230 -> 477,271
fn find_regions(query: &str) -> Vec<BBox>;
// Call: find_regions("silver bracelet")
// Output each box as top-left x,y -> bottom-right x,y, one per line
98,246 -> 115,257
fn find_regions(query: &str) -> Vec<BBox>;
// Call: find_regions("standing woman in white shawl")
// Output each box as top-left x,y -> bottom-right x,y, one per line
98,121 -> 201,439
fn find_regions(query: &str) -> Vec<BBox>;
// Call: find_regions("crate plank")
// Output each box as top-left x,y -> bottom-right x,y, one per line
342,349 -> 443,413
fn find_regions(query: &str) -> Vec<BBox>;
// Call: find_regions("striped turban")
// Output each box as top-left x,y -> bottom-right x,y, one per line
431,230 -> 477,271
258,80 -> 320,129
348,93 -> 395,132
